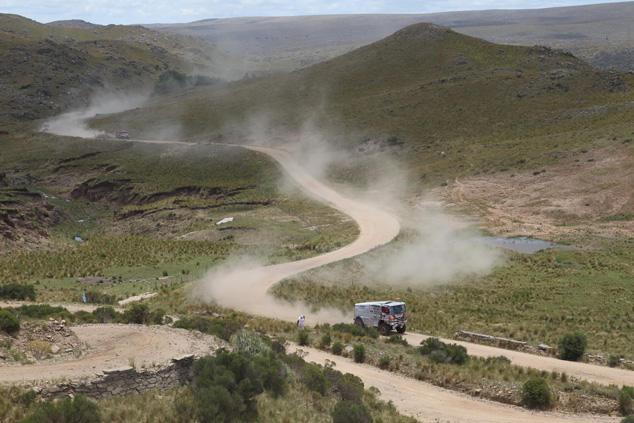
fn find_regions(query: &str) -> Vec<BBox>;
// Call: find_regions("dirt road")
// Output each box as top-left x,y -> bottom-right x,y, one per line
0,325 -> 221,384
293,344 -> 618,423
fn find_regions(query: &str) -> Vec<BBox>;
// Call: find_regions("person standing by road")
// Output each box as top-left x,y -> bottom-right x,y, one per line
297,315 -> 305,330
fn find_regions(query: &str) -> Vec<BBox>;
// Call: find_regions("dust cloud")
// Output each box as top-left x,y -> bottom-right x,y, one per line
191,257 -> 350,324
47,91 -> 149,138
195,119 -> 502,325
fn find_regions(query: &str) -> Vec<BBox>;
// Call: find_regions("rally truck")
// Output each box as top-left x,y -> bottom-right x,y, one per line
354,300 -> 407,336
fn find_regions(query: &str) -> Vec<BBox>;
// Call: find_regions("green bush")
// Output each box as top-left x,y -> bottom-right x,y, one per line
0,283 -> 36,301
73,310 -> 97,324
619,386 -> 634,416
0,310 -> 20,335
558,332 -> 587,361
150,308 -> 166,325
621,416 -> 634,423
378,356 -> 391,370
321,333 -> 332,347
521,377 -> 552,409
331,341 -> 343,355
419,338 -> 469,365
302,363 -> 328,396
331,400 -> 373,423
384,334 -> 408,346
332,323 -> 379,339
92,306 -> 120,323
12,304 -> 68,319
122,303 -> 151,324
22,394 -> 101,423
193,349 -> 264,423
173,316 -> 242,341
297,330 -> 310,346
83,291 -> 116,305
353,345 -> 366,363
324,368 -> 364,403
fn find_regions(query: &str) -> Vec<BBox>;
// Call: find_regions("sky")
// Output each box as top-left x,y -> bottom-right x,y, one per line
1,0 -> 630,25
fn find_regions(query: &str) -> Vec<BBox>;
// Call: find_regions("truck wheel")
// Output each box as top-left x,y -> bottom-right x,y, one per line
396,324 -> 406,334
354,318 -> 365,328
379,323 -> 391,336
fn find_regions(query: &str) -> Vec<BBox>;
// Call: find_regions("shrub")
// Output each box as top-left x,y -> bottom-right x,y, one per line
74,310 -> 97,324
619,386 -> 634,416
331,400 -> 373,423
84,291 -> 116,305
621,416 -> 634,423
0,283 -> 36,301
122,303 -> 151,324
150,308 -> 166,325
353,345 -> 366,363
558,332 -> 587,361
174,316 -> 242,341
324,368 -> 364,403
302,363 -> 328,396
332,323 -> 379,339
193,349 -> 264,423
22,394 -> 101,423
321,333 -> 332,347
26,341 -> 51,359
385,334 -> 408,346
378,356 -> 391,370
0,310 -> 20,335
331,341 -> 343,355
92,306 -> 120,323
420,338 -> 469,365
12,304 -> 68,319
297,330 -> 310,346
521,377 -> 552,409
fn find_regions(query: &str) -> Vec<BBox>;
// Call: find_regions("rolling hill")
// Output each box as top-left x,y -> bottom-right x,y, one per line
0,14 -> 245,122
93,22 -> 634,187
146,2 -> 634,71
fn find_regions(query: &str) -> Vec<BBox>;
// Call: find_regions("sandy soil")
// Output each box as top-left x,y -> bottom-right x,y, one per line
0,324 -> 221,384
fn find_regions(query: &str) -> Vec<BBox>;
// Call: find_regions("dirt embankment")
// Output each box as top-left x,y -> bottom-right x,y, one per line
438,146 -> 634,241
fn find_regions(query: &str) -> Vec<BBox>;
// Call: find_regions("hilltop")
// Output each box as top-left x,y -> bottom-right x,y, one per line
146,3 -> 634,71
0,14 -> 245,122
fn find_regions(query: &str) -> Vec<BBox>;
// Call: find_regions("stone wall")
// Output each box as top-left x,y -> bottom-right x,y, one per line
38,354 -> 196,399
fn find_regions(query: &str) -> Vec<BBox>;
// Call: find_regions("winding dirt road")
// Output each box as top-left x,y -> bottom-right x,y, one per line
1,139 -> 626,422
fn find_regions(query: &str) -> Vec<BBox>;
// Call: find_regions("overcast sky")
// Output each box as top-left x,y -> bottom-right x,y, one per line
1,0 -> 630,25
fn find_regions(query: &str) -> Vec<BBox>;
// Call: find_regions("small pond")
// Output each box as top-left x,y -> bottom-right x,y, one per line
479,236 -> 571,254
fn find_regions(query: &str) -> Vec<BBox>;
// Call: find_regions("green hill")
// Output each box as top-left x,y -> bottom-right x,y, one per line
93,23 -> 634,186
0,14 -> 244,122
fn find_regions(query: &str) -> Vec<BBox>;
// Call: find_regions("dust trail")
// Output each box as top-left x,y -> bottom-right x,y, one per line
194,144 -> 401,325
46,91 -> 149,138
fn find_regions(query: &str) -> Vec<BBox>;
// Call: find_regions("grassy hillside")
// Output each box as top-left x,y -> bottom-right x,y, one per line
146,3 -> 634,71
92,23 -> 634,190
0,14 -> 246,122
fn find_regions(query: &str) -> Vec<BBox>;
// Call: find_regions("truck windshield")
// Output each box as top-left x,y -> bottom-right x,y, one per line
390,305 -> 405,314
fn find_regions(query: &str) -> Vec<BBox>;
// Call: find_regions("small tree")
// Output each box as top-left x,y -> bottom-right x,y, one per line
521,377 -> 552,409
558,332 -> 587,361
0,310 -> 19,335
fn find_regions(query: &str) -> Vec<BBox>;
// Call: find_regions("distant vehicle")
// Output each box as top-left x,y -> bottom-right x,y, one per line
40,122 -> 50,132
115,130 -> 129,139
354,300 -> 407,336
